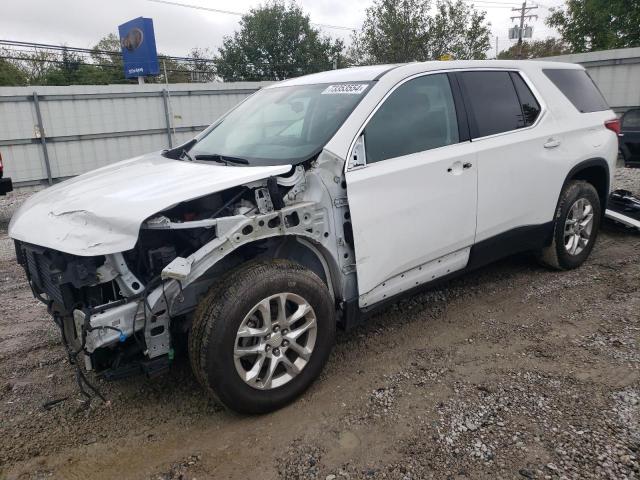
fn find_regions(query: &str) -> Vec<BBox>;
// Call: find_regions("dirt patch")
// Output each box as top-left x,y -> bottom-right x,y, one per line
0,170 -> 639,479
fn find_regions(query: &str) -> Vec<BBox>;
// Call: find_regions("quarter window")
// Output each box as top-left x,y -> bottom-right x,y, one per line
459,71 -> 523,138
510,72 -> 541,127
364,74 -> 460,164
543,69 -> 609,113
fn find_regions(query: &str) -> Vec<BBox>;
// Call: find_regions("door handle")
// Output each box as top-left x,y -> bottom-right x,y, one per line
447,162 -> 472,174
544,138 -> 561,149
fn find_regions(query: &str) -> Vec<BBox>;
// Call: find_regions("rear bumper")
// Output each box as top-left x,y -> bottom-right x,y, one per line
0,177 -> 13,195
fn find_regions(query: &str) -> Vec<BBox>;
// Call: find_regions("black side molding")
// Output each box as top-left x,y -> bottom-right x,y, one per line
467,222 -> 554,271
342,222 -> 555,330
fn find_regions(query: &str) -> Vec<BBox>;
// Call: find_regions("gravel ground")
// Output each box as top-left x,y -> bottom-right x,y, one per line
0,168 -> 639,480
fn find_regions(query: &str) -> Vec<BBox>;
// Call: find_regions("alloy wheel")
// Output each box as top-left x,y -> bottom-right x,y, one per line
233,292 -> 317,390
563,198 -> 594,256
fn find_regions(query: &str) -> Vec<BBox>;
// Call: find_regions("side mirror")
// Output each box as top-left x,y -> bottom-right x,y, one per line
348,134 -> 366,170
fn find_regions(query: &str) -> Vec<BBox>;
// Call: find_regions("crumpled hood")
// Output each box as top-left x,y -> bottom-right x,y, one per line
9,152 -> 291,256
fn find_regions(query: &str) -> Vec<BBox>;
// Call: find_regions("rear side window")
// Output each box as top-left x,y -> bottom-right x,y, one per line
458,71 -> 523,138
543,69 -> 609,113
510,72 -> 541,126
622,109 -> 640,130
364,73 -> 460,164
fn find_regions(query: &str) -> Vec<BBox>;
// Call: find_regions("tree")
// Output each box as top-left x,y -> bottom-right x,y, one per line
155,57 -> 191,84
0,57 -> 28,86
4,49 -> 60,85
497,38 -> 569,59
348,0 -> 491,65
90,33 -> 128,84
427,0 -> 492,60
216,1 -> 344,81
349,0 -> 430,64
186,48 -> 218,82
40,47 -> 84,85
547,0 -> 640,53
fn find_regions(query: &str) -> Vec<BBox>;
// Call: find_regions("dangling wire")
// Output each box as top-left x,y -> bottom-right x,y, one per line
51,311 -> 111,411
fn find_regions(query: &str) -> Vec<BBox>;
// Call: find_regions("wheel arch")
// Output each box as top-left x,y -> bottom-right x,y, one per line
268,236 -> 341,301
561,158 -> 610,215
198,234 -> 343,303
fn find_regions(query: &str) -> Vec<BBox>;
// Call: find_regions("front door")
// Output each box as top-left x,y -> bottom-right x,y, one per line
345,73 -> 478,307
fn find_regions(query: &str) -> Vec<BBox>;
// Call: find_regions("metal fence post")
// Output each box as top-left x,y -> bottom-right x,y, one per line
161,89 -> 173,148
32,92 -> 53,185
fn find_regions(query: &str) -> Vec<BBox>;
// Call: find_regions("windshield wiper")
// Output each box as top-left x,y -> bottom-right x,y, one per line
194,154 -> 249,165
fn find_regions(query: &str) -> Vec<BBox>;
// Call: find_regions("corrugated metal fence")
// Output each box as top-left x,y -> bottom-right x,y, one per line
0,82 -> 271,186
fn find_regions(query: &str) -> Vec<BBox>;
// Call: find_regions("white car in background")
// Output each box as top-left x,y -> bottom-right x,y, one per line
9,60 -> 618,413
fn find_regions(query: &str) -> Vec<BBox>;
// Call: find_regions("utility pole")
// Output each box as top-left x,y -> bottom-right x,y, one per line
511,1 -> 538,59
495,36 -> 499,59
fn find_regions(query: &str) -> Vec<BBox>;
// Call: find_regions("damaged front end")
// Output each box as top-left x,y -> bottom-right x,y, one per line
13,150 -> 356,382
15,242 -> 174,378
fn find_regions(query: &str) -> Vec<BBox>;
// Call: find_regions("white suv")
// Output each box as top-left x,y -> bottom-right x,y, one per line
10,61 -> 618,413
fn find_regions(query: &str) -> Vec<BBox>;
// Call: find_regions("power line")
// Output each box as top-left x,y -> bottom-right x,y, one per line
0,46 -> 339,70
147,0 -> 357,32
0,39 -> 215,64
0,54 -> 202,73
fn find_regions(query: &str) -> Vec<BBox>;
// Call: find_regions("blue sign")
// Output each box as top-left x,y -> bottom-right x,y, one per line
118,17 -> 159,78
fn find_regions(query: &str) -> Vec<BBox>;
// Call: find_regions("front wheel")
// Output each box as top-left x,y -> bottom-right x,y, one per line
189,260 -> 335,414
538,180 -> 601,270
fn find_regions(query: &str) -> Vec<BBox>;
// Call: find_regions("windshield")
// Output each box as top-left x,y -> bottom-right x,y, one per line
190,83 -> 371,166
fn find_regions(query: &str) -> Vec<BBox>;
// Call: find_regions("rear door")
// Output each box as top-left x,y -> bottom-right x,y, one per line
456,70 -> 559,250
345,73 -> 478,307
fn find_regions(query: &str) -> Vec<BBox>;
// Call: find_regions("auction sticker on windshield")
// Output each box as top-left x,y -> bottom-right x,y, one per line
322,84 -> 368,95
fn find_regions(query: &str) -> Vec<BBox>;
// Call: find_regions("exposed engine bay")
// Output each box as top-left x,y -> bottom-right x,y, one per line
14,150 -> 357,384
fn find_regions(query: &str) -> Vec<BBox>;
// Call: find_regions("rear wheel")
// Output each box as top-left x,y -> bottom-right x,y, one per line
539,180 -> 601,270
189,260 -> 335,414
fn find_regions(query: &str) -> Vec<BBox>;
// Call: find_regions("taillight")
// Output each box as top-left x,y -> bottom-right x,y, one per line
0,152 -> 3,172
605,118 -> 621,135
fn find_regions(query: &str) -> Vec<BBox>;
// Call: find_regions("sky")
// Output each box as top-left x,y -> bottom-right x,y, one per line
0,0 -> 566,59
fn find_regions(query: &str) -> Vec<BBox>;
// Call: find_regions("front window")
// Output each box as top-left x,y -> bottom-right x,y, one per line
364,73 -> 460,164
191,83 -> 371,166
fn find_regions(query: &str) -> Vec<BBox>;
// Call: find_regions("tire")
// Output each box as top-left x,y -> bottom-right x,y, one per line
188,260 -> 335,414
61,315 -> 83,352
538,180 -> 601,270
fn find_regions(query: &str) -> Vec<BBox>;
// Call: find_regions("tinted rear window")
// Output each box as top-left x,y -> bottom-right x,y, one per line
543,69 -> 609,113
